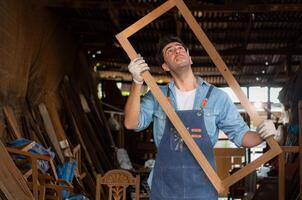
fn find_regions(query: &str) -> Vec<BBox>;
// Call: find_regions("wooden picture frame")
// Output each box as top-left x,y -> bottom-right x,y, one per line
116,0 -> 282,193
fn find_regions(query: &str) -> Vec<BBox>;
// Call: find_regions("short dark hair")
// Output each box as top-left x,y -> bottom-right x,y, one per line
156,36 -> 187,65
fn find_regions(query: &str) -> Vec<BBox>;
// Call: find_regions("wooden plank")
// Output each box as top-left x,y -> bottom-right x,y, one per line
23,169 -> 33,179
31,157 -> 39,200
45,98 -> 73,157
39,103 -> 65,163
116,0 -> 282,193
61,81 -> 99,176
3,106 -> 23,138
278,152 -> 285,200
24,111 -> 48,147
39,186 -> 45,200
117,0 -> 175,38
95,174 -> 101,200
281,146 -> 299,152
0,141 -> 33,200
214,148 -> 245,157
73,144 -> 83,178
0,182 -> 15,199
6,147 -> 51,161
223,150 -> 275,187
21,142 -> 36,152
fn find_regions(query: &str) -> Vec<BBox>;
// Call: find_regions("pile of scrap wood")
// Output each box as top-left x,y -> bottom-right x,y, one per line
0,75 -> 117,199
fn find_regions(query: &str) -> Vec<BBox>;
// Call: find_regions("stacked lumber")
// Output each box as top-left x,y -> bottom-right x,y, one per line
1,74 -> 117,199
60,76 -> 116,197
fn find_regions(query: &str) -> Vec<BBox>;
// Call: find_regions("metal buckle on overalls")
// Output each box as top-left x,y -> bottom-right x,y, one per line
197,110 -> 202,116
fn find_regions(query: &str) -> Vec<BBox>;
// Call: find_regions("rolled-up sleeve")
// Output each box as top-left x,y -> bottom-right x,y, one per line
216,92 -> 249,147
135,91 -> 155,132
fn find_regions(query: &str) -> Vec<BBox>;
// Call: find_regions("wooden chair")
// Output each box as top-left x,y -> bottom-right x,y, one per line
6,146 -> 73,200
96,169 -> 140,200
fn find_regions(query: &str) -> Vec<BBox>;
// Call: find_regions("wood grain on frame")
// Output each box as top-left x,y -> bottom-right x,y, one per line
116,0 -> 282,193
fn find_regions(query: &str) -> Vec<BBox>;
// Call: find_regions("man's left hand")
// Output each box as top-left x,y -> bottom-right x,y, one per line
257,120 -> 277,139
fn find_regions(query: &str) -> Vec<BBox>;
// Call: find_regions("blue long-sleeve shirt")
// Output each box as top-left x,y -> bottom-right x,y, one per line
136,77 -> 249,148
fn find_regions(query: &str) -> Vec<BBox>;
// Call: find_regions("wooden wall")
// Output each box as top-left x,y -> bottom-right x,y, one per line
0,0 -> 77,141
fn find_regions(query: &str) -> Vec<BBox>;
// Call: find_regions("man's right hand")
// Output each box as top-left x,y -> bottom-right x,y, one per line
128,55 -> 150,84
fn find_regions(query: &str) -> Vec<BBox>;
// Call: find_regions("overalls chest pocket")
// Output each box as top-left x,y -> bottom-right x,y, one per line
202,108 -> 219,137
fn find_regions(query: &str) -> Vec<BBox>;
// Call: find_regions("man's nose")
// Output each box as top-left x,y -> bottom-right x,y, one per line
175,48 -> 181,54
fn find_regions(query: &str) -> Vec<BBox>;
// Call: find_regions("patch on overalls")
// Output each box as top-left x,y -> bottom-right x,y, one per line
191,134 -> 202,138
191,128 -> 202,133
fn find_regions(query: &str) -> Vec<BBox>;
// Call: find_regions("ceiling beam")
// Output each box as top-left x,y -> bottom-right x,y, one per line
83,43 -> 302,56
97,70 -> 288,86
74,27 -> 302,37
93,60 -> 301,69
48,2 -> 302,12
63,17 -> 302,25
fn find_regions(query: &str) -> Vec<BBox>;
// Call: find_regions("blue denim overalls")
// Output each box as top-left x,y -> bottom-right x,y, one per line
150,85 -> 218,200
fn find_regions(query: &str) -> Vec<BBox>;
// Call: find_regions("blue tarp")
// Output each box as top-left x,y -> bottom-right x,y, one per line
8,138 -> 55,173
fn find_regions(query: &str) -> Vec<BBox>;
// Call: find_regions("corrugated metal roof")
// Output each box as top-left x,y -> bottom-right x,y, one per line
48,0 -> 302,86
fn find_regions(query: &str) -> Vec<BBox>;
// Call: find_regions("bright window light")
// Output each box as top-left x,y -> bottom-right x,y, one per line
97,83 -> 103,99
270,87 -> 282,103
219,87 -> 247,102
249,86 -> 268,102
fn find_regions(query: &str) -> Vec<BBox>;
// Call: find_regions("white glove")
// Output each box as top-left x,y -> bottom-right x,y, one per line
256,120 -> 277,139
128,55 -> 150,84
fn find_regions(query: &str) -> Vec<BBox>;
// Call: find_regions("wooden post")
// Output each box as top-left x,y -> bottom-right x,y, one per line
95,174 -> 101,200
278,101 -> 302,199
31,157 -> 39,200
278,152 -> 285,200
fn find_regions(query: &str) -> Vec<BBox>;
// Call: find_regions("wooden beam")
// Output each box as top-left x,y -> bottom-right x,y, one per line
98,70 -> 288,85
75,28 -> 302,38
45,96 -> 73,157
94,60 -> 300,70
48,1 -> 302,12
83,42 -> 302,56
39,103 -> 65,163
281,146 -> 299,153
3,106 -> 23,138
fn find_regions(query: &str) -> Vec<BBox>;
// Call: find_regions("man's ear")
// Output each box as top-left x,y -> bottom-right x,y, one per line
161,63 -> 170,72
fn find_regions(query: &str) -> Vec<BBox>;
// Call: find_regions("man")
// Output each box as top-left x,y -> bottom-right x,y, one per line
124,36 -> 277,200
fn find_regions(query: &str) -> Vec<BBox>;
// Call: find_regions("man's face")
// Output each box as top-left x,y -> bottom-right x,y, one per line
161,42 -> 192,73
